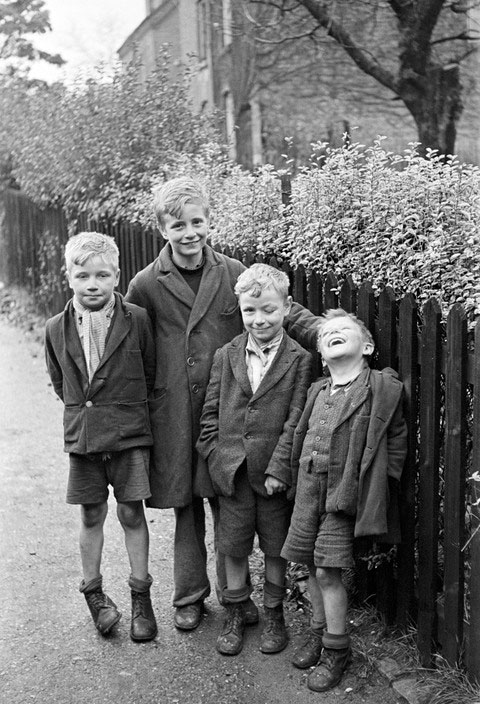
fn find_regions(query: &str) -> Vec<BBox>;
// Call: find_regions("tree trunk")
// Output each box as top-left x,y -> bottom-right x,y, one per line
400,64 -> 463,156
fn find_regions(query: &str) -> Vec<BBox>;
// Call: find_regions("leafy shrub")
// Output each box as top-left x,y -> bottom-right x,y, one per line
209,139 -> 480,317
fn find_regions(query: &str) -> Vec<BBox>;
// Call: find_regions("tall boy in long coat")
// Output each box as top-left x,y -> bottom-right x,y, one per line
125,177 -> 320,631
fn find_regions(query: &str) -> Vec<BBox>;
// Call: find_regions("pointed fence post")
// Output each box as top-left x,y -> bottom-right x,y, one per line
443,303 -> 467,666
417,298 -> 442,666
377,287 -> 397,370
357,281 -> 376,337
293,264 -> 307,307
468,318 -> 480,682
339,274 -> 357,314
324,271 -> 338,310
396,293 -> 419,629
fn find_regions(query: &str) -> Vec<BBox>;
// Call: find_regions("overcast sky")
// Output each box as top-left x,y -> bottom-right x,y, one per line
31,0 -> 146,81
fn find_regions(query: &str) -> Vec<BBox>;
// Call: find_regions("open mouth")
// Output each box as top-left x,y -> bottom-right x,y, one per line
329,337 -> 345,346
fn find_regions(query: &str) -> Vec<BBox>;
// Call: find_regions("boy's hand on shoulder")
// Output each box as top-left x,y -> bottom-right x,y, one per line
264,475 -> 287,495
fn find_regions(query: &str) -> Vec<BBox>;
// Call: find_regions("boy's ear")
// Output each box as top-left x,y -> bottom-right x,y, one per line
284,295 -> 293,314
66,270 -> 73,290
363,341 -> 375,357
115,270 -> 120,286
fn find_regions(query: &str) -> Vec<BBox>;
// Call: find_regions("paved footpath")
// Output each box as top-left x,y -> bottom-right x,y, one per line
0,318 -> 400,704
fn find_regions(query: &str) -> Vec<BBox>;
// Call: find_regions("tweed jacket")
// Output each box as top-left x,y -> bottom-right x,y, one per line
290,367 -> 407,541
45,293 -> 155,454
196,332 -> 312,498
125,243 -> 320,509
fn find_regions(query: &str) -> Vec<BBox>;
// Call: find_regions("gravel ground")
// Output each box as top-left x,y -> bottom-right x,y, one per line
0,317 -> 400,704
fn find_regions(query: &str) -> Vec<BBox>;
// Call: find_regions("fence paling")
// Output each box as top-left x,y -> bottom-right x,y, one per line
443,304 -> 467,666
417,298 -> 442,667
396,294 -> 419,629
468,324 -> 480,681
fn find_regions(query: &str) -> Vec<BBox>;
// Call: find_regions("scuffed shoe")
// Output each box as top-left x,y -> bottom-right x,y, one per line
259,605 -> 288,654
174,601 -> 203,631
131,589 -> 157,641
217,603 -> 246,656
244,597 -> 259,626
80,577 -> 121,636
291,627 -> 323,669
307,646 -> 351,692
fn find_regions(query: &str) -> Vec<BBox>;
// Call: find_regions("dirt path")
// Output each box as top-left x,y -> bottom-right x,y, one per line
0,319 -> 399,704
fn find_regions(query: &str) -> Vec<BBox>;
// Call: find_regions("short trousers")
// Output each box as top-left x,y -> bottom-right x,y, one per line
67,447 -> 151,505
281,469 -> 355,569
217,463 -> 292,559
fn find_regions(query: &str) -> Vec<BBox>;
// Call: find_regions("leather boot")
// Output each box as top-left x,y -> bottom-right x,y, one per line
216,602 -> 246,656
80,576 -> 121,635
244,597 -> 259,625
129,574 -> 158,642
292,627 -> 324,668
307,646 -> 351,692
260,604 -> 288,654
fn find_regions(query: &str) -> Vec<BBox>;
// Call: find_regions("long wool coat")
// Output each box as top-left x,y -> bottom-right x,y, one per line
196,332 -> 312,498
125,243 -> 319,509
290,368 -> 407,541
45,293 -> 155,454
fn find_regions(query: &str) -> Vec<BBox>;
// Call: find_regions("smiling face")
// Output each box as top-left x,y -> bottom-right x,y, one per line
318,315 -> 374,365
67,255 -> 119,311
160,201 -> 208,268
239,287 -> 292,344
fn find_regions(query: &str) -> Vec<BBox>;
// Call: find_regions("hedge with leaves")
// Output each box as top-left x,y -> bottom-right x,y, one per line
2,57 -> 479,317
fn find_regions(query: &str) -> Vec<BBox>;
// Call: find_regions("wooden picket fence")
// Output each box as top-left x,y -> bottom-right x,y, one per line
1,188 -> 480,682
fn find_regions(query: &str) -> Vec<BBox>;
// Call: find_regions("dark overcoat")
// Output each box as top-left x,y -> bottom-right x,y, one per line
45,293 -> 155,454
290,368 -> 407,541
196,332 -> 312,497
125,243 -> 319,509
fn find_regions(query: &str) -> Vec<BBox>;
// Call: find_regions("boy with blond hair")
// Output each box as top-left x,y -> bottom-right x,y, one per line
125,177 -> 320,631
197,264 -> 312,655
45,232 -> 157,641
282,308 -> 407,691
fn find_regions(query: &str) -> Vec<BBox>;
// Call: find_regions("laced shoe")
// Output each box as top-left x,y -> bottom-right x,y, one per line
216,603 -> 246,656
307,646 -> 351,692
259,605 -> 288,654
244,597 -> 259,625
292,627 -> 324,669
131,588 -> 158,641
80,578 -> 121,635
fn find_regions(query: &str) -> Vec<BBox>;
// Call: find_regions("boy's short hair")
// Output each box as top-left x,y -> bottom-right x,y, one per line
317,308 -> 375,348
152,176 -> 209,229
234,263 -> 290,301
65,232 -> 119,272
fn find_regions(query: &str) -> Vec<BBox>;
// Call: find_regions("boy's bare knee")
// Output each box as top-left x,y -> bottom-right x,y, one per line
81,502 -> 108,528
316,566 -> 341,589
117,500 -> 145,529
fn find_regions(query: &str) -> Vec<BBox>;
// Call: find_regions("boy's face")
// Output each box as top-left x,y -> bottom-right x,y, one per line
318,316 -> 374,364
239,287 -> 292,344
67,255 -> 119,311
160,201 -> 208,268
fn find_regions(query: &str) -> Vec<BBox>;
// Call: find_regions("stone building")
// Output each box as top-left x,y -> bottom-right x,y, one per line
118,1 -> 480,168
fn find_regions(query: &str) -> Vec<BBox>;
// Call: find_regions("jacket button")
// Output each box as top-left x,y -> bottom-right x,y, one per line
85,400 -> 93,407
245,433 -> 252,439
192,384 -> 199,393
187,356 -> 195,366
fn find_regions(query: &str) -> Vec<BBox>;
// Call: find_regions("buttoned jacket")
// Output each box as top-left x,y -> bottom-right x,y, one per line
290,368 -> 407,541
45,293 -> 155,454
196,332 -> 312,497
125,244 -> 320,508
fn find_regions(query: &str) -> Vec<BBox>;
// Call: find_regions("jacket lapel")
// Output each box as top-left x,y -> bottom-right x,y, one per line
187,247 -> 224,332
252,335 -> 298,400
63,302 -> 88,382
228,334 -> 253,399
94,295 -> 130,374
154,244 -> 196,308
